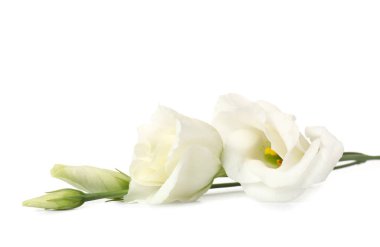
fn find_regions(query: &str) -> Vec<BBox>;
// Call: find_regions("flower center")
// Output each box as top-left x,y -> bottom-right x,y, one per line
264,147 -> 283,168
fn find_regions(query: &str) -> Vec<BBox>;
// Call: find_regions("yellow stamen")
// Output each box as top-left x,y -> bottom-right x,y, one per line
264,147 -> 277,156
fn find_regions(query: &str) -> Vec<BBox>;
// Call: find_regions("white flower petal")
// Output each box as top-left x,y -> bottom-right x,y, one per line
302,127 -> 344,186
150,145 -> 221,204
263,111 -> 300,157
241,182 -> 305,202
222,128 -> 266,183
165,111 -> 222,176
124,180 -> 160,203
129,159 -> 167,186
213,94 -> 267,137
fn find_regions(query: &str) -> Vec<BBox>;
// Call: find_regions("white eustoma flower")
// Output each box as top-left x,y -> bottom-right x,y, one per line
213,94 -> 344,202
125,106 -> 223,204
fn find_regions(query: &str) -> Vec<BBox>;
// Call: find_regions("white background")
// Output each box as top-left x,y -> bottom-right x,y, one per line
1,1 -> 380,246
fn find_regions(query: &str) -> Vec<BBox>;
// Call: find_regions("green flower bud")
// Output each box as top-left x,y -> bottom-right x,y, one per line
51,164 -> 130,193
22,189 -> 85,210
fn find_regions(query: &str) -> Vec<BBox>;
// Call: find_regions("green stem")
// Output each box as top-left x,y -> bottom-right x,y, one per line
83,189 -> 129,201
211,182 -> 241,189
334,152 -> 380,170
333,160 -> 365,170
339,153 -> 380,162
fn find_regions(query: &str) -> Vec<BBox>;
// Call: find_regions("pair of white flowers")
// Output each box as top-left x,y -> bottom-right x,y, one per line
48,94 -> 344,205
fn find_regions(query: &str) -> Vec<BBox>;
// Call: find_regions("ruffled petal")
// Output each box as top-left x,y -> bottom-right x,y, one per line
149,145 -> 221,204
124,180 -> 160,203
222,128 -> 266,183
263,111 -> 300,157
301,127 -> 344,186
241,182 -> 305,202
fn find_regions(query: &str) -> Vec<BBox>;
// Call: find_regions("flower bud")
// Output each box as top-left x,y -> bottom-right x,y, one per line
51,164 -> 130,193
22,189 -> 85,210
